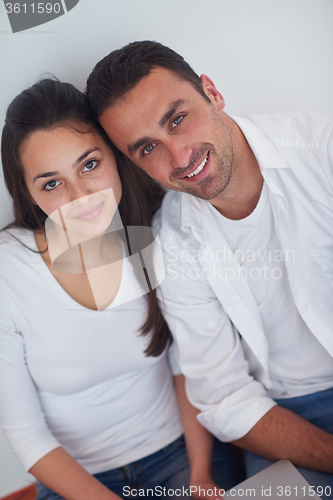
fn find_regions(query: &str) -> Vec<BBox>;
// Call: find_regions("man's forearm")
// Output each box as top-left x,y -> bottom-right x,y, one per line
232,406 -> 333,473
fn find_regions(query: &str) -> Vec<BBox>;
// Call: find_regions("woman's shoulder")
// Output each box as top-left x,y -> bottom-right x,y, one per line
0,227 -> 37,260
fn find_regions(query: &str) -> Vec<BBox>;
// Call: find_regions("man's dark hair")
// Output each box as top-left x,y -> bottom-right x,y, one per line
86,40 -> 210,116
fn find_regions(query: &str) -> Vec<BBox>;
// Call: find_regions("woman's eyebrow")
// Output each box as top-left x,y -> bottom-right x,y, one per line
73,147 -> 100,167
33,171 -> 59,182
33,148 -> 101,182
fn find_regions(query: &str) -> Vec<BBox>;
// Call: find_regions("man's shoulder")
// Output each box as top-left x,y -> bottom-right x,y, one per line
153,190 -> 206,250
153,190 -> 180,234
239,112 -> 333,149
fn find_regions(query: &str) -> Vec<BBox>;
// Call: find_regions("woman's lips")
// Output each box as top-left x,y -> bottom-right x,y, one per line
73,201 -> 104,221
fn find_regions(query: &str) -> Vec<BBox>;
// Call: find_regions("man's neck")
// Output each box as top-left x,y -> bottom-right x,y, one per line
210,115 -> 263,220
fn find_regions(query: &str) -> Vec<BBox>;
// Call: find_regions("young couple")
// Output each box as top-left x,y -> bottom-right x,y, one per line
0,41 -> 332,500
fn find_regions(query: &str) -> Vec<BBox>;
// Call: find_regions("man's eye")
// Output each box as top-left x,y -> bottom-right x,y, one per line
43,180 -> 60,191
171,115 -> 183,129
142,144 -> 156,155
82,160 -> 98,172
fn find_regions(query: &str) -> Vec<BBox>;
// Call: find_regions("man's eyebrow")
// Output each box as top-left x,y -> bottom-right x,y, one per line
33,148 -> 100,182
159,99 -> 185,128
128,137 -> 154,157
127,100 -> 186,156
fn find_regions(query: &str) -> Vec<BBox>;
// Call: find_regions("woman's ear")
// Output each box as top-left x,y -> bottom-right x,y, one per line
200,74 -> 225,111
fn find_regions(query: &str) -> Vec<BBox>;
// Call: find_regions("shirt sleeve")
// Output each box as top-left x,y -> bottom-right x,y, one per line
158,230 -> 276,442
0,283 -> 61,471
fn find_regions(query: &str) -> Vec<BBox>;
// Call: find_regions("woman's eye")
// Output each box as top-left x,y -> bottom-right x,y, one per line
171,115 -> 183,129
82,160 -> 98,172
43,180 -> 60,191
142,144 -> 156,155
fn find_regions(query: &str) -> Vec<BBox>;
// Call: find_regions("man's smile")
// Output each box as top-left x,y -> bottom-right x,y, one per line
184,152 -> 209,179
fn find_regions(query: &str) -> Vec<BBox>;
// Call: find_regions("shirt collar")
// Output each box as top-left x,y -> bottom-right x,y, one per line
179,192 -> 206,240
233,115 -> 289,171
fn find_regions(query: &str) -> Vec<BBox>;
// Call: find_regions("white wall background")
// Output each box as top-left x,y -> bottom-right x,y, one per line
0,430 -> 35,497
0,0 -> 332,496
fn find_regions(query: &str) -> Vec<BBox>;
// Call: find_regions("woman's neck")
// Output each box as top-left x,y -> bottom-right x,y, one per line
34,228 -> 123,311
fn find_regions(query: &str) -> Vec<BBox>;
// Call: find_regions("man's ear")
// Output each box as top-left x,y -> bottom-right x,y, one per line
200,74 -> 225,111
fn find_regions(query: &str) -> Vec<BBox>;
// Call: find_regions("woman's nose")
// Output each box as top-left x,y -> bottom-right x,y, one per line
69,185 -> 93,206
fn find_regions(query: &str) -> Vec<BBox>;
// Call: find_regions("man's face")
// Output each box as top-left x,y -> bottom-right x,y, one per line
100,67 -> 234,201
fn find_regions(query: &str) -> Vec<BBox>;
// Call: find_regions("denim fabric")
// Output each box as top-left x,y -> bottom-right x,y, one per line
36,435 -> 245,499
244,387 -> 333,499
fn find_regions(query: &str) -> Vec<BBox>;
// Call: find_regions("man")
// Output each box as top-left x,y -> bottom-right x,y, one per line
86,41 -> 333,492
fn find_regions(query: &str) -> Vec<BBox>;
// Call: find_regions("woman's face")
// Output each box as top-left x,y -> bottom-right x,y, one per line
21,125 -> 122,238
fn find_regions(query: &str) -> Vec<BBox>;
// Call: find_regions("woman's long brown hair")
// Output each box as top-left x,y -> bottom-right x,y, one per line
1,78 -> 171,356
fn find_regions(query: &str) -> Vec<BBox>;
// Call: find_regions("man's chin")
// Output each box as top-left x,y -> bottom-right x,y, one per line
168,177 -> 228,201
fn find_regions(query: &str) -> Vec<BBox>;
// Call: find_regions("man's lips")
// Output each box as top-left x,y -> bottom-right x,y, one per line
180,151 -> 210,180
73,201 -> 104,221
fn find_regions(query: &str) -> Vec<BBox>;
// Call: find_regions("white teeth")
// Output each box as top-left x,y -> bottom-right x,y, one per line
186,154 -> 208,178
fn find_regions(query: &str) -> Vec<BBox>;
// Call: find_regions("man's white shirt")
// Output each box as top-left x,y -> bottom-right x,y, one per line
154,112 -> 333,442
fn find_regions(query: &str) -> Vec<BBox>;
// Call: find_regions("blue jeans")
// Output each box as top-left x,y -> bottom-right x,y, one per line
244,387 -> 333,499
36,435 -> 245,499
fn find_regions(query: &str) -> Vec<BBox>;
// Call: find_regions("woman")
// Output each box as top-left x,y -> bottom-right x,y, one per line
0,79 -> 244,500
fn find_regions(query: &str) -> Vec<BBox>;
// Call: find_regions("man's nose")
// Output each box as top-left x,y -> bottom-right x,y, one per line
165,138 -> 192,169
